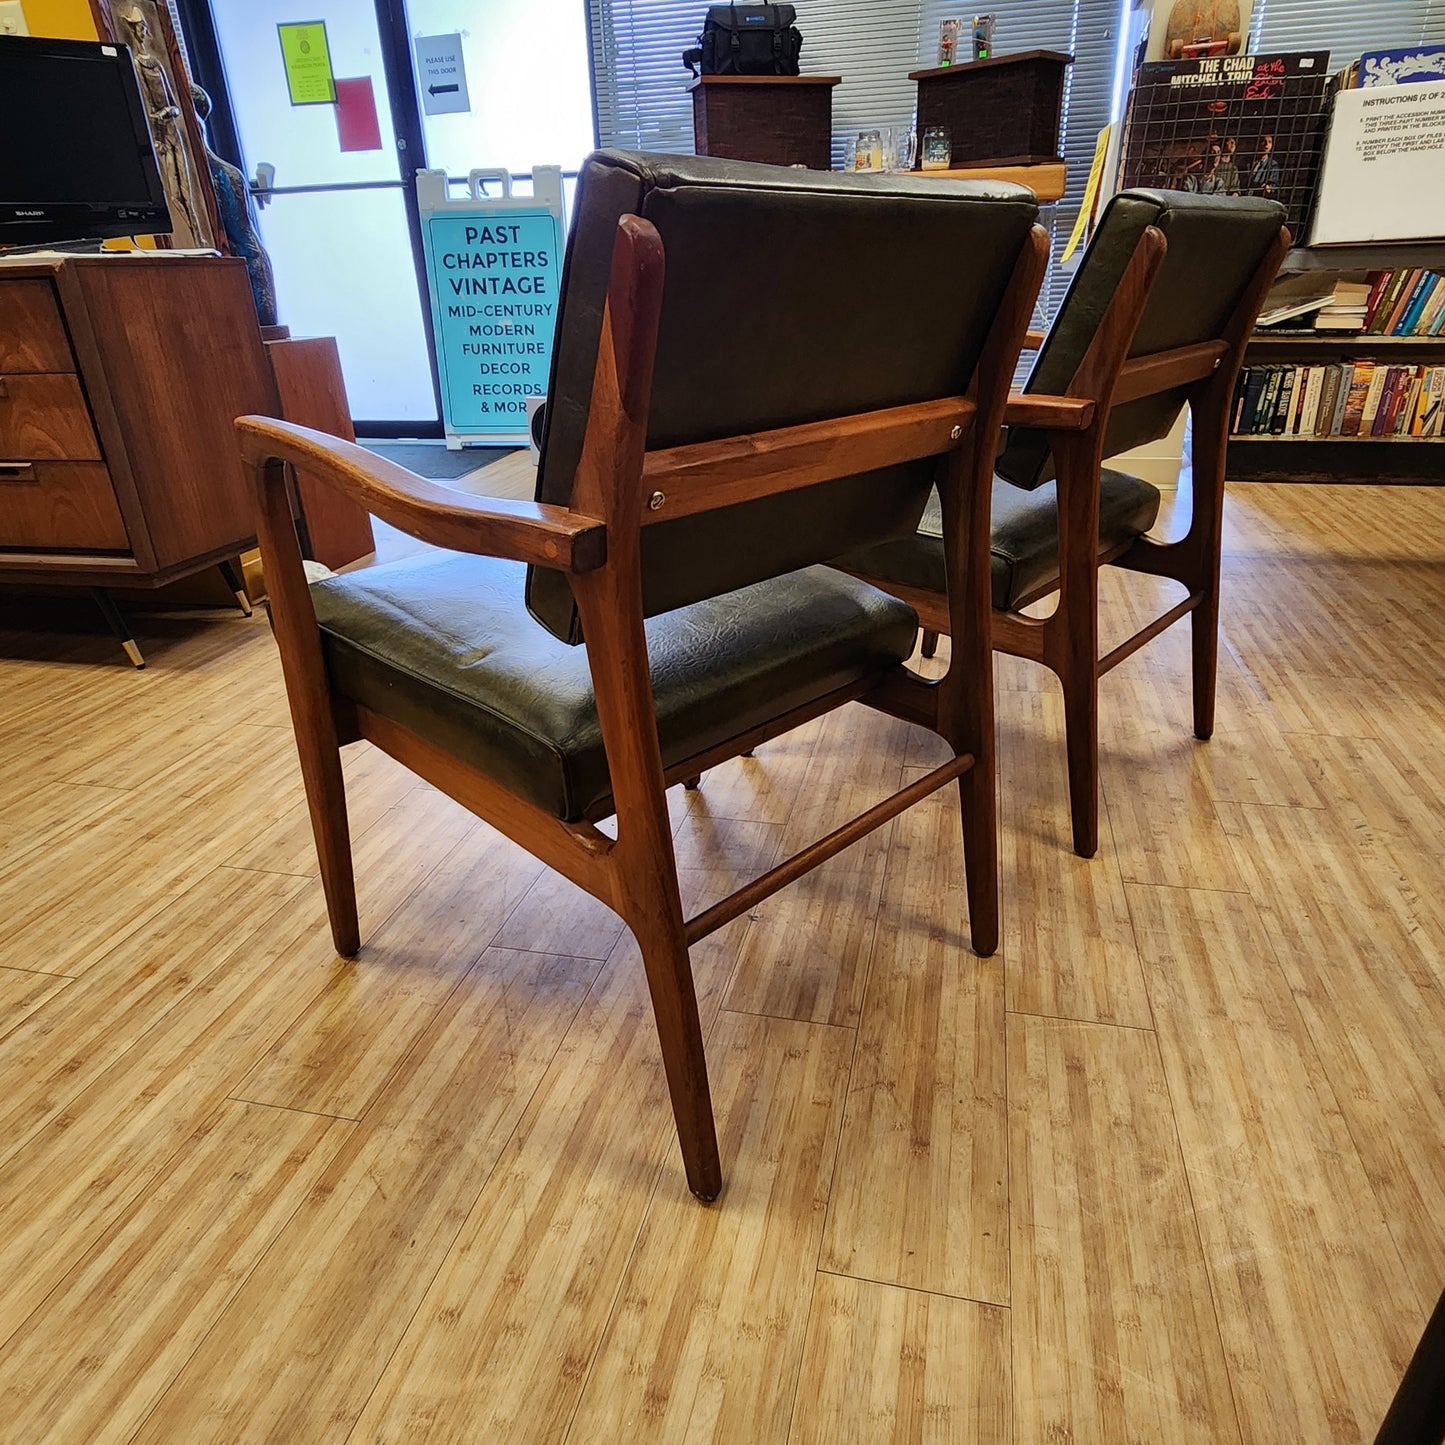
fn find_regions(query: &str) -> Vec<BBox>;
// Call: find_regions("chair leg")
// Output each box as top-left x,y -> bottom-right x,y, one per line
292,712 -> 360,958
920,628 -> 940,659
627,881 -> 722,1202
958,762 -> 999,957
682,775 -> 702,790
1191,593 -> 1219,742
1060,663 -> 1100,859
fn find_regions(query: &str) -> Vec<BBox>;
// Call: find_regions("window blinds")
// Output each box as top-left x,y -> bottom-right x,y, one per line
587,0 -> 1121,317
1248,0 -> 1445,57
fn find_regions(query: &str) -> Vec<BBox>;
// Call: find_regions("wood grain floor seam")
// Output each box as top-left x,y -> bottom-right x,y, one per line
814,1265 -> 1016,1312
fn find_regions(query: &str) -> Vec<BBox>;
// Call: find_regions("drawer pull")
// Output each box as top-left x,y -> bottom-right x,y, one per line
0,462 -> 37,483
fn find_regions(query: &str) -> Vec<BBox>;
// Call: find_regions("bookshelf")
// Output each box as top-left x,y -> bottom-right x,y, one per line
1227,249 -> 1445,485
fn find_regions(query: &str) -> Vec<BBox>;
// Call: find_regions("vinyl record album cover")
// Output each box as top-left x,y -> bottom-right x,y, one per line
1120,51 -> 1333,237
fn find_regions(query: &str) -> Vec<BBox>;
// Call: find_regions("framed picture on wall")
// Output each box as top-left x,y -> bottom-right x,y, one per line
89,0 -> 222,249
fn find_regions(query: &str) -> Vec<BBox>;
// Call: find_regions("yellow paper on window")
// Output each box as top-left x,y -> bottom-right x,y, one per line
1063,124 -> 1112,263
278,21 -> 336,106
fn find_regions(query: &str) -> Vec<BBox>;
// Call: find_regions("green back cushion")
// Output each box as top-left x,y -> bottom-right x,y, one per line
526,149 -> 1040,643
997,188 -> 1285,490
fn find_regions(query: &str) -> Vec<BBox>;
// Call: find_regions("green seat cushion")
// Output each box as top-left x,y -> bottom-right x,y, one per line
844,469 -> 1161,612
311,553 -> 917,823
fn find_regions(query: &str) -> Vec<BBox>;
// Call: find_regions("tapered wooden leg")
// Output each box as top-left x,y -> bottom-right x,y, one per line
920,629 -> 940,659
958,762 -> 999,957
295,714 -> 361,958
218,559 -> 254,617
1060,663 -> 1100,859
627,877 -> 721,1201
682,775 -> 702,791
1191,593 -> 1219,742
91,588 -> 144,669
250,456 -> 360,958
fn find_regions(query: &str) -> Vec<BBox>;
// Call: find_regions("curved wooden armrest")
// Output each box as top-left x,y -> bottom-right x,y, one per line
236,417 -> 606,572
1023,329 -> 1047,350
1004,393 -> 1095,430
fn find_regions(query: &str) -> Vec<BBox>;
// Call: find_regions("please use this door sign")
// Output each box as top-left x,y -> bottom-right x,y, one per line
417,167 -> 565,447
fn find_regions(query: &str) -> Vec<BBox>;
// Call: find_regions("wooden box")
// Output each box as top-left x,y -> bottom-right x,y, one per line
910,51 -> 1073,167
691,75 -> 841,170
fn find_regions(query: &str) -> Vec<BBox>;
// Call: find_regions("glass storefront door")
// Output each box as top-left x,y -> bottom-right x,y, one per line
206,0 -> 436,429
185,0 -> 595,436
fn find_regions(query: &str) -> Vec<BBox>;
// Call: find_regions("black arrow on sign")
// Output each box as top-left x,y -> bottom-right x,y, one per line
428,83 -> 460,95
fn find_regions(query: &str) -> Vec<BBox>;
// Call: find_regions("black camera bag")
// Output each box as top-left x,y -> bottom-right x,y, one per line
682,4 -> 803,78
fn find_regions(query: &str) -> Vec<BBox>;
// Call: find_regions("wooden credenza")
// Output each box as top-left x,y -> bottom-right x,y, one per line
0,254 -> 280,592
0,253 -> 374,663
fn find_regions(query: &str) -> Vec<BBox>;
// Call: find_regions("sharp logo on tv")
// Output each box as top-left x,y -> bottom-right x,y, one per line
1121,51 -> 1333,236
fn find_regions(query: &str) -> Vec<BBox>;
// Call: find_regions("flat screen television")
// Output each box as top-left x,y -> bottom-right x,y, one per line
0,34 -> 173,247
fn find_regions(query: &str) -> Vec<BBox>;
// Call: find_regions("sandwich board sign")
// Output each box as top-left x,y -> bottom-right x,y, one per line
417,167 -> 565,447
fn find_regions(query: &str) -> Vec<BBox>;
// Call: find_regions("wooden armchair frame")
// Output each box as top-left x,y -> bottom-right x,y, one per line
240,215 -> 1048,1202
879,221 -> 1290,856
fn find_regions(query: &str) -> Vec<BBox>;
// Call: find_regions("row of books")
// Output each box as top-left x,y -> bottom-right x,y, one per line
1356,270 -> 1445,337
1230,362 -> 1445,439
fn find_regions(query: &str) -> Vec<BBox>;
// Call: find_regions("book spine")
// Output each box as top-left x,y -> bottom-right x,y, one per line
1302,365 -> 1326,436
1384,269 -> 1423,334
1391,368 -> 1419,435
1291,366 -> 1312,434
1408,367 -> 1433,435
1272,367 -> 1297,435
1427,368 -> 1445,437
1244,368 -> 1269,433
1417,276 -> 1445,337
1431,293 -> 1445,336
1231,369 -> 1250,435
1404,273 -> 1439,335
1341,361 -> 1375,436
1362,269 -> 1392,327
1366,271 -> 1403,333
1396,272 -> 1437,335
1331,361 -> 1354,435
1256,367 -> 1282,434
1316,364 -> 1342,436
1368,367 -> 1398,436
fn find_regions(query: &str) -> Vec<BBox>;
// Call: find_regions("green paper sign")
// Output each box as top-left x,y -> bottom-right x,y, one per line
277,21 -> 336,106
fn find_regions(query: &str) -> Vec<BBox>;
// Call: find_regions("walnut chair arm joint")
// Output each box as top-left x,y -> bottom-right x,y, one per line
237,416 -> 607,573
1003,392 -> 1096,431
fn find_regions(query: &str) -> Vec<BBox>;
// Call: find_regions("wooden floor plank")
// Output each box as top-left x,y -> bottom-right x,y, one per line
236,818 -> 541,1119
1098,660 -> 1248,892
0,790 -> 471,1346
224,740 -> 424,878
998,689 -> 1152,1028
1127,880 -> 1419,1444
0,864 -> 305,1172
787,1273 -> 1010,1445
0,1099 -> 351,1445
1008,1013 -> 1241,1445
0,967 -> 72,1043
1219,800 -> 1445,1307
345,865 -> 756,1445
564,1011 -> 853,1444
821,792 -> 1008,1306
725,703 -> 911,1027
131,946 -> 596,1445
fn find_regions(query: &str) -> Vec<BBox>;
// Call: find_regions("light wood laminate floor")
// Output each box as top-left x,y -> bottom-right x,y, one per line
0,477 -> 1441,1443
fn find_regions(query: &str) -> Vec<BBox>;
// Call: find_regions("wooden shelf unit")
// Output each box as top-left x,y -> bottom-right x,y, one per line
1228,264 -> 1445,483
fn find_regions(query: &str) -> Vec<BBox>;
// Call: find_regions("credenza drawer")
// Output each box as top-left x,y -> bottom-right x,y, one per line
0,281 -> 75,373
0,461 -> 129,551
0,374 -> 102,461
